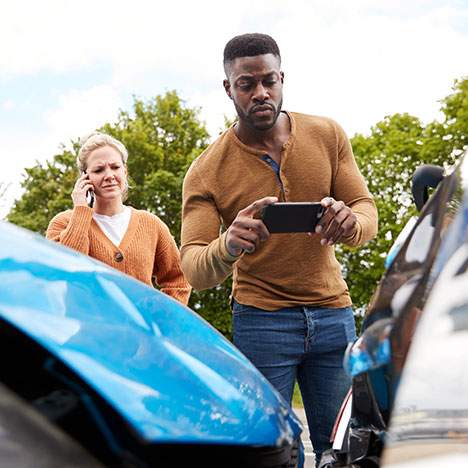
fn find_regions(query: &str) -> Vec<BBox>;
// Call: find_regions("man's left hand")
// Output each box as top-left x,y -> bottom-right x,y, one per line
314,197 -> 357,246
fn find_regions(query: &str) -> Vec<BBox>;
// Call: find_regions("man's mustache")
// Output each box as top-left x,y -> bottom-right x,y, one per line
250,103 -> 275,114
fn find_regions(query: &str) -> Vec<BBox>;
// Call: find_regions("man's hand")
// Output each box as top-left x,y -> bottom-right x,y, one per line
226,196 -> 278,256
314,197 -> 357,246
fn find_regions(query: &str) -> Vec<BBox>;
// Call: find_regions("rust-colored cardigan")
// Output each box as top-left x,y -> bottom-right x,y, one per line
47,205 -> 191,305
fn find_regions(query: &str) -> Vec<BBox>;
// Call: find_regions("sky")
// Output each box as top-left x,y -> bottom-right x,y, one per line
1,0 -> 467,218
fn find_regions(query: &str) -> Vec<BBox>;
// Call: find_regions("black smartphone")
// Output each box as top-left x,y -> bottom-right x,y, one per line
261,202 -> 325,233
82,171 -> 94,208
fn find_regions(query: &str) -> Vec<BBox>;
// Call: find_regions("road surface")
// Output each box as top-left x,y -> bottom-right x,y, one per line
294,407 -> 315,468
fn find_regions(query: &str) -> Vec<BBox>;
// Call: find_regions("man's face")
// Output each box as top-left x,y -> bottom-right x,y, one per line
224,54 -> 284,131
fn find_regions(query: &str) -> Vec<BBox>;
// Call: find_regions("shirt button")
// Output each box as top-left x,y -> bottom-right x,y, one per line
115,252 -> 124,262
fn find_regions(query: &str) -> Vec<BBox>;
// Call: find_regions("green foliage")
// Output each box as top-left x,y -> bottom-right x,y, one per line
341,77 -> 468,318
7,91 -> 234,339
7,148 -> 78,233
190,280 -> 233,339
6,78 -> 468,339
101,91 -> 210,241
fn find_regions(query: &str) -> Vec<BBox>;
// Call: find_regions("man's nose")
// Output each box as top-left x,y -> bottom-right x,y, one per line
252,82 -> 269,101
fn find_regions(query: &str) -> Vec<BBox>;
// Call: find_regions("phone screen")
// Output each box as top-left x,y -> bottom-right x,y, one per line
261,202 -> 324,233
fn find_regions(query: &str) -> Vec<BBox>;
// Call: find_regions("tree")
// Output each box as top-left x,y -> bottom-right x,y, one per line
340,77 -> 468,322
102,92 -> 209,240
7,91 -> 234,338
7,78 -> 468,337
8,150 -> 78,233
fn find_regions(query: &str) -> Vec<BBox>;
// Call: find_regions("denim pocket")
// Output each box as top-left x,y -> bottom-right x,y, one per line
313,307 -> 356,352
342,307 -> 357,343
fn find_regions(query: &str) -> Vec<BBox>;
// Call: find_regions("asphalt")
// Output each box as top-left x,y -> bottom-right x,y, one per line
293,407 -> 315,468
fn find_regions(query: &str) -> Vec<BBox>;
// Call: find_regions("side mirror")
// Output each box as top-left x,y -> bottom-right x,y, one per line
412,165 -> 444,212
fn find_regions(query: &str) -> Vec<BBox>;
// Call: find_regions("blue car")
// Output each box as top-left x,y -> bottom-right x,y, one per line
0,221 -> 302,467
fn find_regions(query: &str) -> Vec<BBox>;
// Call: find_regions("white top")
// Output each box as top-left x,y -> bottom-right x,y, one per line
93,206 -> 131,246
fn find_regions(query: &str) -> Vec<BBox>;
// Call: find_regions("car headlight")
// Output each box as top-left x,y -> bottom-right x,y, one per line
344,319 -> 393,377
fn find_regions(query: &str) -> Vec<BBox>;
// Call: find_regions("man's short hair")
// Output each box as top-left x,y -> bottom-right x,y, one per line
223,33 -> 281,64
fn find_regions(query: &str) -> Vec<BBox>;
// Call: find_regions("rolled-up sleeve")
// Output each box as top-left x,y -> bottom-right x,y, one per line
180,165 -> 240,291
332,123 -> 378,247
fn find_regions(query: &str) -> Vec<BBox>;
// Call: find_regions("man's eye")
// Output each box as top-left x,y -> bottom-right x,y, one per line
238,82 -> 252,90
264,80 -> 277,87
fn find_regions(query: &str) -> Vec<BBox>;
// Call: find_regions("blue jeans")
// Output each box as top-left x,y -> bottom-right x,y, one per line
232,301 -> 356,464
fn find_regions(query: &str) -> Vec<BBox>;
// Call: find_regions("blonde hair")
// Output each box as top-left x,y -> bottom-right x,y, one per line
77,132 -> 128,172
77,132 -> 130,201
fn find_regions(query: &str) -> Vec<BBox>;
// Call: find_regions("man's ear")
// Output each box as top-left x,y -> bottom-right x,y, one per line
280,71 -> 284,84
223,79 -> 232,99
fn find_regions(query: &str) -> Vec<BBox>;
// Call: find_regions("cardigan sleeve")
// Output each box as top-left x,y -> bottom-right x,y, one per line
46,206 -> 93,254
153,221 -> 192,305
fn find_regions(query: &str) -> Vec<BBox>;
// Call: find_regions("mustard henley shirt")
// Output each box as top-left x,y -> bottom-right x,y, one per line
181,112 -> 378,311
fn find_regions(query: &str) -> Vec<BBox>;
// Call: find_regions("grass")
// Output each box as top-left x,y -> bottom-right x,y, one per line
292,381 -> 303,407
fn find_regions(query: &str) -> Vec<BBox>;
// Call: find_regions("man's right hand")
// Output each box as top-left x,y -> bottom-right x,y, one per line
225,196 -> 278,256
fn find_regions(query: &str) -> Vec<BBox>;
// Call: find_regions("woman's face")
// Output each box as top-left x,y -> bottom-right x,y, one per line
86,145 -> 127,201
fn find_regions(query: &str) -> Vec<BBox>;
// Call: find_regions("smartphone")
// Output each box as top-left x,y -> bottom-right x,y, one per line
261,202 -> 325,233
82,171 -> 94,208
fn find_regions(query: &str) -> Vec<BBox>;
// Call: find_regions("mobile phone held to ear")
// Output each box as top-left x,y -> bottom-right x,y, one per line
261,202 -> 325,233
82,171 -> 94,208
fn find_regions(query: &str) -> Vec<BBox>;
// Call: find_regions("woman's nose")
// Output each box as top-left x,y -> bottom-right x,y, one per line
103,168 -> 115,179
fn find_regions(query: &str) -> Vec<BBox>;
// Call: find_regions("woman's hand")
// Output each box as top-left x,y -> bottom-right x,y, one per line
72,173 -> 94,207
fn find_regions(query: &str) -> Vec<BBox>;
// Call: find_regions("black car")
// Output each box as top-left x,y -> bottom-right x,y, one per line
320,151 -> 467,467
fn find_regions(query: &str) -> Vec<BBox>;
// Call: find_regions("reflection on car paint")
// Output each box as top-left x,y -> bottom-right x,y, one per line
385,242 -> 468,466
320,151 -> 468,467
0,220 -> 302,466
344,319 -> 392,377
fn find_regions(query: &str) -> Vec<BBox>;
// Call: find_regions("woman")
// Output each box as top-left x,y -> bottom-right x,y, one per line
46,132 -> 191,305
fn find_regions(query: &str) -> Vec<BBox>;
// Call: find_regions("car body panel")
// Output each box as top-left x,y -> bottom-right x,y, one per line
382,442 -> 468,467
383,180 -> 468,465
320,152 -> 468,467
0,221 -> 301,447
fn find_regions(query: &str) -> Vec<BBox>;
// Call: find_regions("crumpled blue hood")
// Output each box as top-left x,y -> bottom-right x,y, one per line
0,221 -> 301,446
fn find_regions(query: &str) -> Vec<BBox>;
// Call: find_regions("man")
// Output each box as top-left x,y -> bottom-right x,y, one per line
181,33 -> 377,463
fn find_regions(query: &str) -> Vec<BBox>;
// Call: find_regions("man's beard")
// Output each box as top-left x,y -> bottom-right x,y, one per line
234,98 -> 283,131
